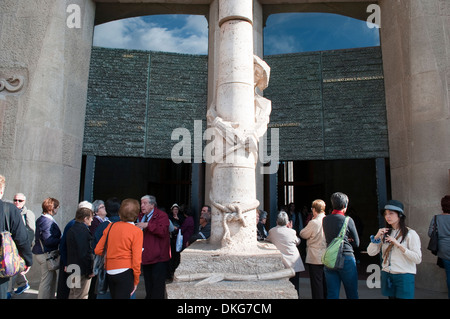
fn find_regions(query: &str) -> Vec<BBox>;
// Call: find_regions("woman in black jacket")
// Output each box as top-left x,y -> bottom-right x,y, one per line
66,207 -> 94,299
32,197 -> 61,299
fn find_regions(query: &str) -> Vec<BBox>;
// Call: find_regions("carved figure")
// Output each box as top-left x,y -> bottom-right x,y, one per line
0,76 -> 25,93
207,55 -> 272,248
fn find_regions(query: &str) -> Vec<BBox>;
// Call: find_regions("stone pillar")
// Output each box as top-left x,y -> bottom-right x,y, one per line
168,0 -> 295,299
380,0 -> 449,292
0,0 -> 95,227
207,0 -> 259,251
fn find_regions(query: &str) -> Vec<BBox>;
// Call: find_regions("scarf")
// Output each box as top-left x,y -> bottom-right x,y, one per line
382,229 -> 402,264
332,209 -> 346,216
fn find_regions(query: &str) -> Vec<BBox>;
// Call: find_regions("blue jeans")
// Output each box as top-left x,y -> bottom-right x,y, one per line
0,278 -> 9,299
381,271 -> 415,299
442,258 -> 450,299
324,254 -> 359,299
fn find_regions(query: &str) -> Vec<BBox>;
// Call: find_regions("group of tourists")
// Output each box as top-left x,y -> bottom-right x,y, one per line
262,192 -> 450,299
0,174 -> 212,299
1,173 -> 449,299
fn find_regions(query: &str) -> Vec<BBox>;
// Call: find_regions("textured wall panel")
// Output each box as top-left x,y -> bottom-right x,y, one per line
83,47 -> 388,161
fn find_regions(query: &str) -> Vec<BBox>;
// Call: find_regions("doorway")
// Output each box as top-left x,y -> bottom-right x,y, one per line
269,158 -> 390,277
80,156 -> 194,212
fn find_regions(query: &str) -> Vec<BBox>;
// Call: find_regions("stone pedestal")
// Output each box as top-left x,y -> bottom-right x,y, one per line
167,241 -> 298,299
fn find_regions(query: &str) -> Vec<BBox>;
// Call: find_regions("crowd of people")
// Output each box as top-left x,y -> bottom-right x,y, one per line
1,173 -> 449,299
260,192 -> 450,299
0,174 -> 213,299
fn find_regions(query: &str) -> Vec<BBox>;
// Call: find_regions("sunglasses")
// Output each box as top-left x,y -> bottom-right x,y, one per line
14,199 -> 24,203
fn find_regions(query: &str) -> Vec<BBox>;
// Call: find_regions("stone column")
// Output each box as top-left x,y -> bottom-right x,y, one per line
168,0 -> 295,299
0,0 -> 95,227
207,0 -> 259,251
380,0 -> 449,292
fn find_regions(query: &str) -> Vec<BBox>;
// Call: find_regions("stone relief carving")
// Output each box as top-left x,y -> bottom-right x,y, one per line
253,55 -> 272,144
0,76 -> 25,93
207,55 -> 272,248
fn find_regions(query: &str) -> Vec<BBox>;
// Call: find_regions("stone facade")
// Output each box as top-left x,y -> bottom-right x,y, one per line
265,47 -> 388,161
0,0 -> 448,293
83,48 -> 208,158
83,47 -> 388,162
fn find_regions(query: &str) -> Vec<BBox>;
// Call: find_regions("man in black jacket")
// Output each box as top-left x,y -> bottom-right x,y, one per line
0,174 -> 33,299
66,206 -> 94,299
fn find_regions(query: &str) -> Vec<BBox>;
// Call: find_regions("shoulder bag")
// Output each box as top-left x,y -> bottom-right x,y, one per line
94,222 -> 115,295
322,216 -> 350,270
427,215 -> 438,255
427,215 -> 444,268
0,203 -> 26,278
38,231 -> 60,271
176,228 -> 183,252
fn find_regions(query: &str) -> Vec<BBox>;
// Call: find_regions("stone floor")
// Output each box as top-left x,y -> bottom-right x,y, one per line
10,276 -> 447,300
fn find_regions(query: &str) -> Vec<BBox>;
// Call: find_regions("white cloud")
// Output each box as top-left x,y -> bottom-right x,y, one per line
93,15 -> 208,55
264,34 -> 300,54
183,15 -> 209,37
93,20 -> 132,49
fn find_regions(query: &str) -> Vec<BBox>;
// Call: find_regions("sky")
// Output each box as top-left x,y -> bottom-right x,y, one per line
92,12 -> 380,55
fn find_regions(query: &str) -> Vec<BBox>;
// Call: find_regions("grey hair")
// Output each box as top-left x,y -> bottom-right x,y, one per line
330,192 -> 349,210
276,211 -> 289,226
92,200 -> 105,213
141,195 -> 157,206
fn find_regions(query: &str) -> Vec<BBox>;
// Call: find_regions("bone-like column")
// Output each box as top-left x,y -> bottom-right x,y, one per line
208,0 -> 259,251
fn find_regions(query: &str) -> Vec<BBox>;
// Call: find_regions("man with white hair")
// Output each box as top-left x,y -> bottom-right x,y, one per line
136,195 -> 170,299
9,193 -> 36,295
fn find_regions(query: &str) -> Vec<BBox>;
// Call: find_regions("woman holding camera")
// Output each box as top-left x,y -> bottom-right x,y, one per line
367,200 -> 422,299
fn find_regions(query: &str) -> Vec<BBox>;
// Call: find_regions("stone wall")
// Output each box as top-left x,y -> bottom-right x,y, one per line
83,48 -> 208,158
83,46 -> 388,162
265,47 -> 388,161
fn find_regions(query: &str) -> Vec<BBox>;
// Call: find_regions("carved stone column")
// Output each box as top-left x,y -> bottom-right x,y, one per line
168,0 -> 295,299
208,0 -> 259,251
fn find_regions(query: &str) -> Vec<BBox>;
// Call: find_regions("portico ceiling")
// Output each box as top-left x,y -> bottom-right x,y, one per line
93,0 -> 376,25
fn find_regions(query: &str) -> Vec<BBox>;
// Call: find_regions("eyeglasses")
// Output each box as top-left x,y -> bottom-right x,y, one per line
14,199 -> 24,203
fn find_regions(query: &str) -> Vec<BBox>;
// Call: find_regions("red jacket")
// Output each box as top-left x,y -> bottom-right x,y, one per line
138,208 -> 171,265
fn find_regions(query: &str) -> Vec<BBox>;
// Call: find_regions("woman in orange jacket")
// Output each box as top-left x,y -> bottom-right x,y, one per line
95,199 -> 143,299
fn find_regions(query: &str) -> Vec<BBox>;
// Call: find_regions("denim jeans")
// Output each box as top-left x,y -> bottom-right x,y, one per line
380,271 -> 415,299
442,258 -> 450,299
0,278 -> 9,299
324,254 -> 359,299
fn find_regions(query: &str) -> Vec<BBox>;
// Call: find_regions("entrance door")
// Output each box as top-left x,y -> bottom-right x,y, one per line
80,156 -> 194,212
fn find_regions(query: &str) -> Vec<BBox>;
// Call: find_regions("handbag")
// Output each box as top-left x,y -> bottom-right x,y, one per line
176,229 -> 183,252
427,215 -> 439,256
95,222 -> 115,295
322,216 -> 350,270
38,238 -> 60,271
0,203 -> 26,278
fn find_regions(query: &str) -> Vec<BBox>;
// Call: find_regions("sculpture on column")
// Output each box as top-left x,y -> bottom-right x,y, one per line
207,54 -> 272,249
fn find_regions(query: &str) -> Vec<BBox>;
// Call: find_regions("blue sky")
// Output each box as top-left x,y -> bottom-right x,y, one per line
93,13 -> 380,55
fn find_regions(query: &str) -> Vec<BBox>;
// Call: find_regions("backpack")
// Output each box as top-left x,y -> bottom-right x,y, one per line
322,216 -> 350,270
0,203 -> 26,278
